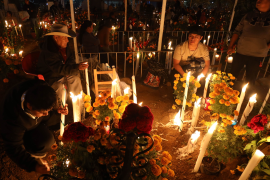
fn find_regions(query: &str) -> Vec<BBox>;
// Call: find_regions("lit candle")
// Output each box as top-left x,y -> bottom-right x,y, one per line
228,56 -> 233,63
180,72 -> 191,132
111,79 -> 117,98
104,125 -> 110,134
239,149 -> 265,180
70,92 -> 82,122
5,20 -> 8,26
132,75 -> 137,103
207,35 -> 210,45
139,102 -> 143,106
168,47 -> 173,74
134,39 -> 136,51
135,52 -> 140,76
124,87 -> 130,95
234,83 -> 248,120
194,122 -> 218,172
194,73 -> 205,94
174,110 -> 181,126
239,94 -> 257,126
259,88 -> 270,114
60,85 -> 66,139
45,24 -> 47,29
211,48 -> 217,65
84,62 -> 90,97
187,130 -> 200,153
168,41 -> 172,49
12,19 -> 18,35
5,48 -> 9,53
188,98 -> 201,134
19,24 -> 24,37
202,73 -> 212,106
215,54 -> 219,60
19,50 -> 23,57
129,37 -> 133,50
203,40 -> 206,45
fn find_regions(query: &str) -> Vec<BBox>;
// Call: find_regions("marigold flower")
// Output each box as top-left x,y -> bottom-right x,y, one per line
161,157 -> 170,165
225,101 -> 231,106
172,104 -> 176,109
14,69 -> 19,74
93,102 -> 99,107
108,103 -> 115,110
116,96 -> 122,102
162,151 -> 172,161
195,82 -> 201,88
95,110 -> 100,116
175,99 -> 181,105
209,92 -> 216,98
69,168 -> 78,177
121,101 -> 127,107
237,166 -> 244,172
51,144 -> 58,150
242,137 -> 247,141
87,145 -> 95,153
155,144 -> 162,151
149,159 -> 156,165
229,82 -> 234,86
114,113 -> 121,119
186,102 -> 192,107
161,178 -> 168,180
220,82 -> 227,88
189,76 -> 195,82
208,106 -> 212,110
233,90 -> 240,96
218,129 -> 225,133
151,164 -> 162,176
119,106 -> 125,113
183,83 -> 186,88
180,78 -> 185,82
5,60 -> 12,65
209,99 -> 215,104
107,97 -> 115,103
100,138 -> 108,146
168,169 -> 175,177
230,76 -> 236,80
99,99 -> 106,105
230,170 -> 235,175
174,74 -> 180,78
83,95 -> 91,102
94,131 -> 101,140
3,78 -> 9,83
227,115 -> 234,120
98,157 -> 105,164
173,86 -> 177,90
123,95 -> 129,102
105,116 -> 110,121
216,71 -> 221,74
161,166 -> 168,174
153,135 -> 162,143
174,80 -> 178,84
84,102 -> 91,108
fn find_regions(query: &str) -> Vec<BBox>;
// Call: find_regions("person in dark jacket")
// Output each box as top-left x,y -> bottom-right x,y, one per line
23,0 -> 38,30
0,80 -> 68,174
37,24 -> 88,101
78,20 -> 100,56
50,1 -> 61,17
227,0 -> 270,85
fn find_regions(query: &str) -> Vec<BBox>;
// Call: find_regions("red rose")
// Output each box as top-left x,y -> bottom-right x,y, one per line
248,114 -> 267,133
63,122 -> 92,142
119,117 -> 137,132
88,127 -> 95,136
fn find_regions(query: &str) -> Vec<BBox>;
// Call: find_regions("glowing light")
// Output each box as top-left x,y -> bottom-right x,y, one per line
124,87 -> 130,95
139,102 -> 143,106
174,110 -> 181,126
197,74 -> 205,82
191,130 -> 200,143
208,122 -> 218,134
250,94 -> 257,103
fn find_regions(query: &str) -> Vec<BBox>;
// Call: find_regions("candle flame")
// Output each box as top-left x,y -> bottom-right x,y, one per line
65,159 -> 70,167
5,48 -> 8,52
250,94 -> 257,103
255,149 -> 265,157
214,48 -> 217,51
206,73 -> 212,81
208,121 -> 218,134
191,130 -> 200,142
228,56 -> 233,60
19,50 -> 23,54
174,110 -> 181,126
203,40 -> 206,43
197,74 -> 205,82
208,35 -> 210,38
70,92 -> 82,102
19,24 -> 22,27
242,83 -> 249,92
139,102 -> 143,106
124,87 -> 130,95
112,79 -> 117,85
137,53 -> 139,58
129,37 -> 133,40
186,72 -> 191,81
195,98 -> 201,107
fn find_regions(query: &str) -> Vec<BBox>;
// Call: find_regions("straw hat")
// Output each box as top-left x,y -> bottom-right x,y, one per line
45,24 -> 76,38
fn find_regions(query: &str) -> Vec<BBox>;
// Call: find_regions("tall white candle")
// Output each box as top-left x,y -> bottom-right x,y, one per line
174,110 -> 181,126
124,87 -> 130,95
169,48 -> 173,74
203,40 -> 206,45
85,65 -> 90,96
111,79 -> 117,98
147,33 -> 150,40
19,50 -> 23,57
239,94 -> 257,126
211,48 -> 217,65
168,41 -> 172,49
60,85 -> 66,137
188,98 -> 201,134
239,149 -> 265,180
132,75 -> 137,103
228,56 -> 233,63
234,83 -> 248,120
70,92 -> 82,122
134,39 -> 136,51
202,73 -> 212,106
19,24 -> 24,37
194,73 -> 205,94
259,88 -> 270,114
207,35 -> 210,46
194,122 -> 218,172
135,52 -> 140,76
129,37 -> 133,49
12,19 -> 18,35
180,72 -> 191,132
187,130 -> 200,153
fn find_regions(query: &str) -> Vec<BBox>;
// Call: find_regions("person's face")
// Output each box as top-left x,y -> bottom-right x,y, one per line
86,25 -> 93,33
256,0 -> 270,12
188,33 -> 203,46
26,103 -> 52,117
54,35 -> 69,48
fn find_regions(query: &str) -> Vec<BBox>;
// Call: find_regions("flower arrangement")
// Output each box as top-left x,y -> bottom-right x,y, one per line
84,90 -> 133,125
172,73 -> 200,109
247,114 -> 268,134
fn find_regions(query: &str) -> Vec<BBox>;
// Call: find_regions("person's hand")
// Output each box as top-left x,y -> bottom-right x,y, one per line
78,62 -> 89,70
58,104 -> 68,115
227,46 -> 234,55
35,163 -> 50,174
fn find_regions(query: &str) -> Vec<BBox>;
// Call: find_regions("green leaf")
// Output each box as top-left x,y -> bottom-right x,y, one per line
262,169 -> 270,175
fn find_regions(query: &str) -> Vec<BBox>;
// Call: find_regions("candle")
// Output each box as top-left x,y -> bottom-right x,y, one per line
45,24 -> 47,29
259,88 -> 270,114
84,63 -> 90,96
5,20 -> 8,26
111,79 -> 117,98
207,35 -> 210,45
211,48 -> 217,65
139,102 -> 143,106
188,98 -> 201,134
5,48 -> 9,53
134,39 -> 136,51
194,73 -> 205,94
104,125 -> 110,134
19,50 -> 23,57
12,19 -> 18,35
174,110 -> 182,126
187,130 -> 200,153
60,85 -> 66,139
147,33 -> 150,40
234,83 -> 248,120
239,149 -> 265,180
70,92 -> 82,122
215,54 -> 219,60
132,75 -> 137,103
202,73 -> 212,106
194,122 -> 218,172
19,24 -> 24,37
180,72 -> 191,132
129,37 -> 133,49
239,94 -> 257,126
203,40 -> 206,45
124,87 -> 130,95
228,56 -> 233,63
135,52 -> 140,76
168,41 -> 172,49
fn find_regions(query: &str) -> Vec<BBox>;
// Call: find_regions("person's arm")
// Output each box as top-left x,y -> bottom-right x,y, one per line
202,60 -> 210,76
173,59 -> 185,76
227,34 -> 239,55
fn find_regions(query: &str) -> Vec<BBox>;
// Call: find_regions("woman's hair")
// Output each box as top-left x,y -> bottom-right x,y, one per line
78,20 -> 93,44
25,84 -> 57,111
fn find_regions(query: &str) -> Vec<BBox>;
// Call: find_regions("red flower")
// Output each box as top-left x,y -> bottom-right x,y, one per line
119,103 -> 154,134
63,122 -> 95,142
247,114 -> 268,133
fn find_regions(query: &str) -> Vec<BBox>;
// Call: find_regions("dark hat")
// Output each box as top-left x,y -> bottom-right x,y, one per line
45,24 -> 76,38
189,26 -> 204,36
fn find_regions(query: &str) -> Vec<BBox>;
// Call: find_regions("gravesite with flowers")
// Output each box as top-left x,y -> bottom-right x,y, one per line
3,0 -> 270,180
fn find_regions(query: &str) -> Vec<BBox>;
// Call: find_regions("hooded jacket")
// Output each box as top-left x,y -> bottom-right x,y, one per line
37,36 -> 80,86
0,80 -> 60,172
234,9 -> 270,57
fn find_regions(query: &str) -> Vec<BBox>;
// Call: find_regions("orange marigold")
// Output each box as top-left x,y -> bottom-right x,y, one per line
151,164 -> 162,176
161,157 -> 170,166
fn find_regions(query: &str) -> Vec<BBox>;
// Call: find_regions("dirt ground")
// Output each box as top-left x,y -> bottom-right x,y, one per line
0,37 -> 270,180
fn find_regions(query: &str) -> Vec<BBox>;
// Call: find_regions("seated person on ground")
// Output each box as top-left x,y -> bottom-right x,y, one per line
37,24 -> 88,101
0,80 -> 68,174
173,26 -> 210,77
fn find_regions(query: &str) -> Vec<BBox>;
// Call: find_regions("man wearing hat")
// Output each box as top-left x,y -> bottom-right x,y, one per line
173,26 -> 210,77
37,24 -> 88,105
